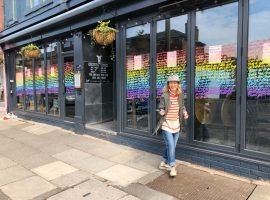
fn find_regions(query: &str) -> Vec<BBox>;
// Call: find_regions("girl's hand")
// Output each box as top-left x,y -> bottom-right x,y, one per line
159,109 -> 165,116
183,111 -> 189,119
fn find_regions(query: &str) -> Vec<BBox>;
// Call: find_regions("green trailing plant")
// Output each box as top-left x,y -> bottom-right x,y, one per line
21,43 -> 40,58
89,20 -> 118,46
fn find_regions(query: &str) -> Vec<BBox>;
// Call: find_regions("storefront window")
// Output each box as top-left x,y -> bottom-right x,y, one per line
47,43 -> 59,115
126,24 -> 150,131
15,54 -> 24,110
194,2 -> 238,146
35,48 -> 46,113
63,56 -> 75,118
61,37 -> 74,52
25,59 -> 34,111
246,0 -> 270,153
156,15 -> 188,139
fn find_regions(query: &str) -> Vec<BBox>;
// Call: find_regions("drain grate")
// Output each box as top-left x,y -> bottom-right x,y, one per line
147,165 -> 256,200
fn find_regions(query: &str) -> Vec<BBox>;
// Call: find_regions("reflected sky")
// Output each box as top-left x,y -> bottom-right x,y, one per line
249,0 -> 270,41
196,2 -> 238,46
126,1 -> 270,44
157,15 -> 187,33
126,24 -> 150,38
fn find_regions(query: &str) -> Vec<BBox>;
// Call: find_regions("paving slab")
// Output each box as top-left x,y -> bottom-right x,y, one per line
89,144 -> 126,159
51,170 -> 92,189
0,165 -> 34,186
125,153 -> 161,173
124,183 -> 177,200
67,139 -> 106,153
10,122 -> 33,130
71,155 -> 116,174
137,170 -> 165,185
0,136 -> 13,145
119,195 -> 142,200
0,141 -> 23,154
96,164 -> 147,187
0,129 -> 32,139
39,143 -> 72,155
48,178 -> 127,200
16,135 -> 54,149
0,126 -> 11,131
0,176 -> 57,200
20,153 -> 57,170
109,149 -> 142,164
147,164 -> 256,200
39,130 -> 70,141
53,148 -> 92,164
55,134 -> 86,146
1,145 -> 40,163
0,157 -> 17,170
0,190 -> 10,200
248,186 -> 270,200
0,119 -> 25,126
31,161 -> 78,181
21,124 -> 58,135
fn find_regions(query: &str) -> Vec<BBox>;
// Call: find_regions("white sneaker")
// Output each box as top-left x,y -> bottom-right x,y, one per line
170,166 -> 177,177
159,161 -> 171,171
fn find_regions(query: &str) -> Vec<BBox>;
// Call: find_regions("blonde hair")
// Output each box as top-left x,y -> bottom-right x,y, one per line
163,82 -> 182,95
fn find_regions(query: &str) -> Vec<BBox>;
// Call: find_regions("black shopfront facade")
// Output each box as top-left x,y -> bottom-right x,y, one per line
1,0 -> 270,180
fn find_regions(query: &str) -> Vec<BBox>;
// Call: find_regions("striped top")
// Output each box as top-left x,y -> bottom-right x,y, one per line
166,93 -> 179,120
161,91 -> 180,133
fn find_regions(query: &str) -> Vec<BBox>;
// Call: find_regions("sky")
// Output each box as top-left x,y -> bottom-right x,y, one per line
126,0 -> 270,45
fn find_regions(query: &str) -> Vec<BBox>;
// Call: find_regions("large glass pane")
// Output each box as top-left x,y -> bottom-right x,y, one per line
246,0 -> 270,153
61,37 -> 74,52
16,54 -> 24,110
156,15 -> 188,139
194,3 -> 238,146
126,24 -> 150,131
64,56 -> 75,118
35,48 -> 46,113
25,59 -> 34,111
47,43 -> 59,116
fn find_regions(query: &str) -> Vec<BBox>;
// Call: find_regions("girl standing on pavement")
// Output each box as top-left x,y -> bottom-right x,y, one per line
155,74 -> 189,177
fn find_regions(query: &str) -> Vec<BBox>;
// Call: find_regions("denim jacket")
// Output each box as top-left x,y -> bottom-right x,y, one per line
154,92 -> 187,135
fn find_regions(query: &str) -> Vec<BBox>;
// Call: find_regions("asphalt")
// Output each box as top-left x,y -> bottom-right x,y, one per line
0,116 -> 269,200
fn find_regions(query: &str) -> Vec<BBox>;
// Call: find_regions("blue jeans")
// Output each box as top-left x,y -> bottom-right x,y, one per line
162,130 -> 180,166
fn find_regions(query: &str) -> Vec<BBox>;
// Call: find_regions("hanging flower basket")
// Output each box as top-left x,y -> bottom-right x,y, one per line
21,43 -> 40,59
90,20 -> 118,46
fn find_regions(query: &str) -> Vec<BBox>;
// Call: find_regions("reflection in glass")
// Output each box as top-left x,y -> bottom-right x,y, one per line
15,54 -> 24,109
246,0 -> 270,153
47,43 -> 59,115
194,3 -> 238,146
64,56 -> 75,118
25,59 -> 34,111
61,37 -> 74,52
126,24 -> 150,131
35,48 -> 46,113
156,15 -> 188,139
